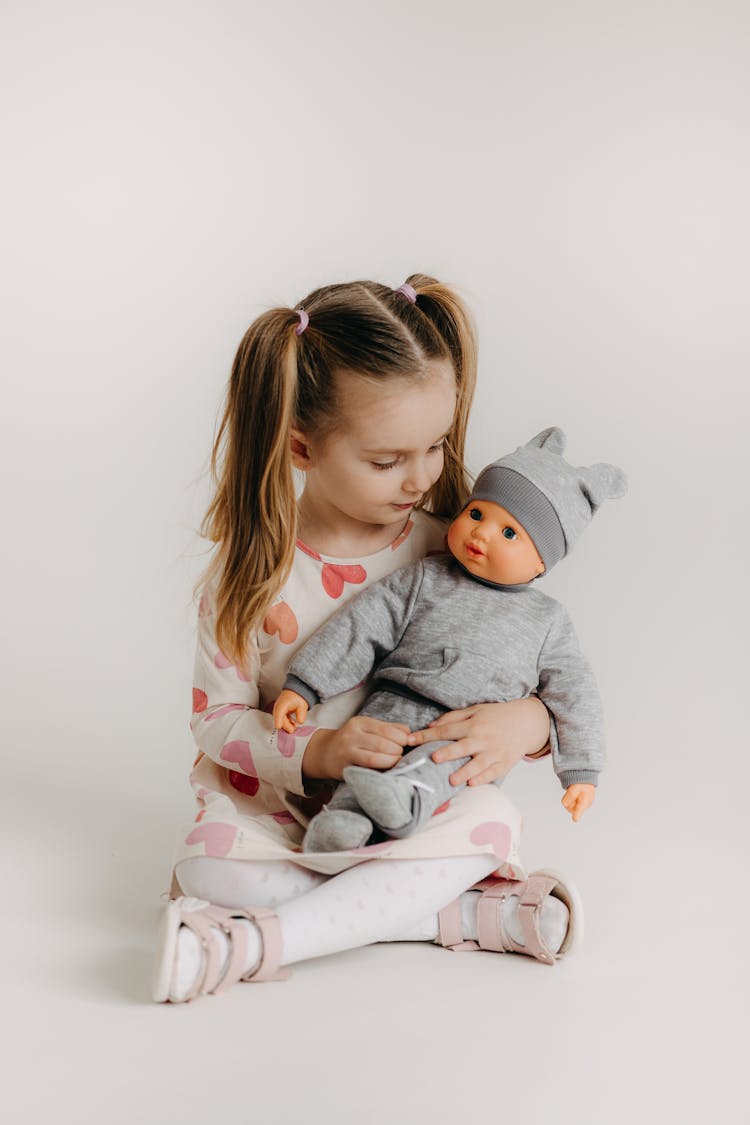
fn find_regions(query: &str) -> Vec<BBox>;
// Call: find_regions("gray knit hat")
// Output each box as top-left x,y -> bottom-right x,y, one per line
467,427 -> 627,572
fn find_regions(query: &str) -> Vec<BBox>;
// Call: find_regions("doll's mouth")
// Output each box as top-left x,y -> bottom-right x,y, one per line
466,543 -> 485,558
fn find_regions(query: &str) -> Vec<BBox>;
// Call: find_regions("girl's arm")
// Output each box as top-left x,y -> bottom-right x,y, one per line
190,588 -> 316,797
405,696 -> 552,787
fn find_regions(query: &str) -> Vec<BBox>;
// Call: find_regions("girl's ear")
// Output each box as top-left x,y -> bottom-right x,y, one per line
290,428 -> 313,471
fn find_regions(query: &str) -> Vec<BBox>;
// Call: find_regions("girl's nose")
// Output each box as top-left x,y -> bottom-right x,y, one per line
404,461 -> 432,494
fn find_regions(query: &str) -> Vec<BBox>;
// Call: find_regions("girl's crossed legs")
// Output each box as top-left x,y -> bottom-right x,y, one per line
157,853 -> 574,1002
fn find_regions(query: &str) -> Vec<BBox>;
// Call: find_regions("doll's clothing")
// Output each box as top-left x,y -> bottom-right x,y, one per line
173,512 -> 526,881
286,553 -> 604,795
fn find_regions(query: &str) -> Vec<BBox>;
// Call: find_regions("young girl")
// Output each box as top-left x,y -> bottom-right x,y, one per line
153,275 -> 583,1003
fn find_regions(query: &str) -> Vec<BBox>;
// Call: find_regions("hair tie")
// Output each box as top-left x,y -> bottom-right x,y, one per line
294,308 -> 309,336
395,283 -> 417,304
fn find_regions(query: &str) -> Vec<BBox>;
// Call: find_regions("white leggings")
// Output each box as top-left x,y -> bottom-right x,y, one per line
176,853 -> 498,964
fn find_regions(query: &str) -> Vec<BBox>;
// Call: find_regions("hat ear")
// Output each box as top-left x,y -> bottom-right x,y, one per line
581,463 -> 628,512
527,427 -> 566,455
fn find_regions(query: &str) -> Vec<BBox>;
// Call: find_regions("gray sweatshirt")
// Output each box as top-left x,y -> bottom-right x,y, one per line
285,553 -> 604,789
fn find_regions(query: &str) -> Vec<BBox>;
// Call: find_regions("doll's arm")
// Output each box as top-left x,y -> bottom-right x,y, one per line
562,783 -> 596,822
537,605 -> 605,814
273,690 -> 309,732
284,561 -> 426,704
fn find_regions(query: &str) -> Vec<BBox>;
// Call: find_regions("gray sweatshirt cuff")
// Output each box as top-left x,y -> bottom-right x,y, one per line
558,769 -> 599,789
283,675 -> 320,710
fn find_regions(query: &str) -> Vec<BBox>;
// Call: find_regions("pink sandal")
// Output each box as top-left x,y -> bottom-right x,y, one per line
436,869 -> 583,966
152,896 -> 291,1003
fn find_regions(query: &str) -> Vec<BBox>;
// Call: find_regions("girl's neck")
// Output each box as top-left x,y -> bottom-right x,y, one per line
296,489 -> 408,559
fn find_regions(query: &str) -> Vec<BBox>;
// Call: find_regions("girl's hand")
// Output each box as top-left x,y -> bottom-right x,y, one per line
405,698 -> 551,787
302,717 -> 411,781
562,783 -> 596,822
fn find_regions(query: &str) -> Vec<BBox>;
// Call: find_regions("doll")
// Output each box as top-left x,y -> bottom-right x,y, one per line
273,427 -> 627,853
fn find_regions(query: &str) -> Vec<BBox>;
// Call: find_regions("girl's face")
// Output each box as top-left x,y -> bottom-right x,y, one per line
294,360 -> 457,531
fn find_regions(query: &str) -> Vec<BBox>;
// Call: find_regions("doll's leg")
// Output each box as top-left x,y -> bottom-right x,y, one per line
344,742 -> 471,837
302,781 -> 374,853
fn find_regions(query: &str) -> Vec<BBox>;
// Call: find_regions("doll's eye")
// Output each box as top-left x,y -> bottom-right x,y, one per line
502,527 -> 517,540
469,509 -> 482,521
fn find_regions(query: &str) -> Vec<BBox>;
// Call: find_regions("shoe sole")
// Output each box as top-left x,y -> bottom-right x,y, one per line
532,867 -> 585,957
152,899 -> 182,1003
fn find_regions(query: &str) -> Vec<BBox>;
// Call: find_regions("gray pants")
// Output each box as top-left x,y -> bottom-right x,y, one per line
305,688 -> 503,850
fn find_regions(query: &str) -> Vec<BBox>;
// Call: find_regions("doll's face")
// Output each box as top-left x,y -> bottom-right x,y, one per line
447,500 -> 546,585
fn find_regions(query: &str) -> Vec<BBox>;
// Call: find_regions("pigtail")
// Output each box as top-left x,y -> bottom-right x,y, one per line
403,274 -> 478,518
197,309 -> 302,666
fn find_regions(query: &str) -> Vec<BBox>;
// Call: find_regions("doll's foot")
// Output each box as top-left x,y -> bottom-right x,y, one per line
343,764 -> 420,835
302,808 -> 374,853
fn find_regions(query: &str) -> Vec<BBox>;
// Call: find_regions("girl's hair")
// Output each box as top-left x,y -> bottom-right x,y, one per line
198,273 -> 478,665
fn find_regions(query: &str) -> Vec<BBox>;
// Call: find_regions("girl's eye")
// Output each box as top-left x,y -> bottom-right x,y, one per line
502,527 -> 517,540
428,441 -> 445,454
372,461 -> 398,471
469,509 -> 482,521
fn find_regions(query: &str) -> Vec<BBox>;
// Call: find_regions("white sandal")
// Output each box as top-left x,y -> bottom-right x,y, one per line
152,896 -> 291,1003
436,869 -> 584,966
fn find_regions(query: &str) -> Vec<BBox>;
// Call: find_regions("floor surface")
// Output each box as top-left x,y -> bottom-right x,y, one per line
6,755 -> 745,1125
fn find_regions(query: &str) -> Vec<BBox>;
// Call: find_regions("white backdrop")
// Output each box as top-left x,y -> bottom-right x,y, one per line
3,2 -> 748,1123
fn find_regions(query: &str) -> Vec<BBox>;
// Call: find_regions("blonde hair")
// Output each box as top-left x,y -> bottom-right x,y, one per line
198,274 -> 478,665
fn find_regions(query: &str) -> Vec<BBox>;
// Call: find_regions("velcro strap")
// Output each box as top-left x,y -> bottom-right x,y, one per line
476,883 -> 512,953
515,875 -> 558,965
178,906 -> 230,998
437,900 -> 464,948
243,907 -> 292,982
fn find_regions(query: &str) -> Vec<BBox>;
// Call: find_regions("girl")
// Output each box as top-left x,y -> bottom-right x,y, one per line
153,275 -> 582,1003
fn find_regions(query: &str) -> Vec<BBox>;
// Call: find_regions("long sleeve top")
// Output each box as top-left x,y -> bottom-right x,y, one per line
285,554 -> 604,788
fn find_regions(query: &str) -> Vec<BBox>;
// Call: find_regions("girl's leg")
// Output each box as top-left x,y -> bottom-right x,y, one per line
163,854 -> 570,1001
175,856 -> 327,909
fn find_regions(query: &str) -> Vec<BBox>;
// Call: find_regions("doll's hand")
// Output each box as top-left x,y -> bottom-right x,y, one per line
273,690 -> 309,733
562,784 -> 596,822
406,698 -> 551,787
302,718 -> 411,781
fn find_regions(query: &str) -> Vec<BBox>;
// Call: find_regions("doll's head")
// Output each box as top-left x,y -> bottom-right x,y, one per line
447,427 -> 627,587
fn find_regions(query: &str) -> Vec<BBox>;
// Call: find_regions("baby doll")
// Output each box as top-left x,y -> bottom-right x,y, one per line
274,427 -> 627,852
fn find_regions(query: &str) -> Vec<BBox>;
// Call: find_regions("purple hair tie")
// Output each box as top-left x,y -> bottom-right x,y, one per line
294,308 -> 309,336
395,283 -> 417,304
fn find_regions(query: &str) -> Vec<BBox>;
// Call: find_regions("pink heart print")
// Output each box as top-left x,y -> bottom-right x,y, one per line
276,724 -> 316,758
204,704 -> 246,722
192,688 -> 208,714
185,822 -> 237,858
321,563 -> 367,599
263,602 -> 299,644
214,651 -> 251,683
220,740 -> 257,776
229,770 -> 260,797
469,821 -> 512,860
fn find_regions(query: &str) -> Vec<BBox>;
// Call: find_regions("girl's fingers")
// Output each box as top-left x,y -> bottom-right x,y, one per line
427,709 -> 472,727
430,739 -> 479,764
355,748 -> 405,770
408,723 -> 467,746
468,765 -> 506,786
447,757 -> 484,787
363,719 -> 411,742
